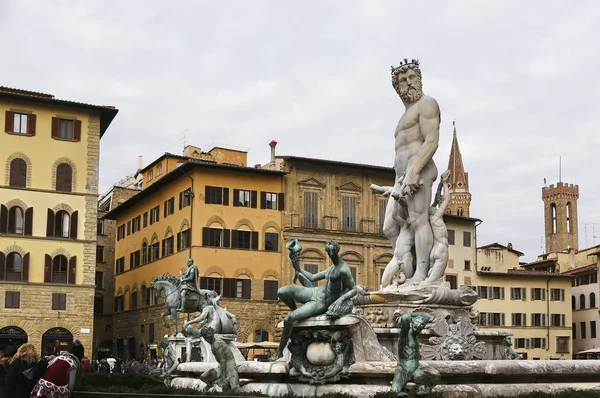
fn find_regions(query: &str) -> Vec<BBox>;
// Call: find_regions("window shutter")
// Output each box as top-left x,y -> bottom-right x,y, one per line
251,190 -> 258,208
542,314 -> 546,326
70,211 -> 78,239
200,277 -> 208,290
488,287 -> 493,300
231,230 -> 238,248
562,314 -> 566,327
0,204 -> 7,233
0,252 -> 5,281
278,193 -> 285,210
28,113 -> 36,136
44,254 -> 52,283
542,289 -> 546,301
260,192 -> 266,209
176,232 -> 181,251
501,288 -> 505,300
202,227 -> 210,247
46,209 -> 55,237
51,117 -> 60,138
233,189 -> 240,207
68,256 -> 77,284
251,231 -> 259,250
24,207 -> 33,235
22,253 -> 30,282
242,279 -> 251,299
4,110 -> 14,132
501,313 -> 505,326
223,188 -> 229,206
561,289 -> 565,302
525,338 -> 530,349
523,313 -> 526,326
204,186 -> 211,203
179,192 -> 183,210
161,239 -> 166,257
542,339 -> 546,349
163,202 -> 167,218
73,120 -> 82,141
223,229 -> 231,248
522,288 -> 526,301
223,278 -> 232,297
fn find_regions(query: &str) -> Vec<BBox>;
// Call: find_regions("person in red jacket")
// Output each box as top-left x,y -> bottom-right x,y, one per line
79,357 -> 91,374
30,340 -> 84,398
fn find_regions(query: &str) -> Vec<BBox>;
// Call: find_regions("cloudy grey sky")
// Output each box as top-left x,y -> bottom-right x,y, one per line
2,1 -> 599,261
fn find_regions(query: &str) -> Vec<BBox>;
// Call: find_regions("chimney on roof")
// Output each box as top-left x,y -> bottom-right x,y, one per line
137,155 -> 143,171
269,140 -> 278,162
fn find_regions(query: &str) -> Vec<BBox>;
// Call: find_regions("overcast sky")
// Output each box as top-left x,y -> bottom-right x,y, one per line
2,1 -> 599,261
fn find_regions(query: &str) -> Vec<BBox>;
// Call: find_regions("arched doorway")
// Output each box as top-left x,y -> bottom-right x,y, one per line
42,327 -> 73,356
0,326 -> 28,351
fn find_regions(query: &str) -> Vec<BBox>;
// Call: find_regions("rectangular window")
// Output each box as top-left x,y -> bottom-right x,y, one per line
126,221 -> 131,236
207,228 -> 223,247
233,230 -> 252,249
148,170 -> 153,181
132,216 -> 141,233
164,197 -> 175,217
164,236 -> 174,256
149,242 -> 160,261
378,198 -> 387,234
237,189 -> 251,207
12,113 -> 29,134
556,336 -> 570,353
5,291 -> 20,308
265,192 -> 278,210
96,246 -> 105,262
510,287 -> 527,300
511,313 -> 526,326
478,312 -> 487,326
52,293 -> 67,310
143,212 -> 148,228
117,225 -> 125,240
304,191 -> 319,228
531,288 -> 546,301
592,321 -> 597,339
264,280 -> 279,300
464,260 -> 471,271
581,321 -> 587,339
550,288 -> 565,301
304,264 -> 319,287
515,338 -> 526,349
115,257 -> 125,274
445,275 -> 457,289
491,286 -> 504,300
149,206 -> 160,224
551,314 -> 565,327
59,119 -> 74,140
487,312 -> 504,326
477,286 -> 488,299
264,232 -> 279,251
179,229 -> 191,251
97,220 -> 105,235
573,323 -> 577,339
463,231 -> 471,247
222,278 -> 251,299
531,313 -> 546,327
531,338 -> 546,349
180,189 -> 192,208
447,229 -> 455,245
341,195 -> 357,232
200,277 -> 222,294
206,186 -> 229,205
95,271 -> 104,289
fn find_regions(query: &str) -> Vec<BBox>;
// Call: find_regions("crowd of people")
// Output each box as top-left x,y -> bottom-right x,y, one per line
88,358 -> 158,374
0,339 -> 85,398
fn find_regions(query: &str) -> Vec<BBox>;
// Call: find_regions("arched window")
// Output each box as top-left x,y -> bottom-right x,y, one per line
580,293 -> 586,310
572,296 -> 576,310
141,285 -> 149,306
7,207 -> 24,234
6,252 -> 22,281
9,158 -> 27,188
54,211 -> 70,238
94,294 -> 104,314
591,292 -> 596,308
566,202 -> 572,234
253,329 -> 269,342
52,255 -> 68,283
457,208 -> 463,216
551,203 -> 557,234
56,163 -> 73,192
131,289 -> 138,310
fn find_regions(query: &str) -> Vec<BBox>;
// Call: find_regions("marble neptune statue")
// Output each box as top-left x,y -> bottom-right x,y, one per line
373,59 -> 448,287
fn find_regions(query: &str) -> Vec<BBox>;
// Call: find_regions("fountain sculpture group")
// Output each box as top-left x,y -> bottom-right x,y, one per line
147,60 -> 598,397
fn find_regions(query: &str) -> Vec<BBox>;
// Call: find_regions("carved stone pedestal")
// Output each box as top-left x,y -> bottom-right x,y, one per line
279,314 -> 395,384
170,333 -> 245,364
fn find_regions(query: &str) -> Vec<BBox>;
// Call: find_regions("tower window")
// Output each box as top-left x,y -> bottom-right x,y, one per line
566,202 -> 572,234
551,203 -> 557,234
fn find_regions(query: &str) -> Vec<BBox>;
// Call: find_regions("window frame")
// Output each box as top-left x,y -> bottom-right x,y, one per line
5,291 -> 20,309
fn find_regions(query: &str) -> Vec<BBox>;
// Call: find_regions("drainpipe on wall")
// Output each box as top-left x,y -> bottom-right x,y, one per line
547,278 -> 551,352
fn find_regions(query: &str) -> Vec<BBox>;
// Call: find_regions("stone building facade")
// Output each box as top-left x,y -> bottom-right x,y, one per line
0,86 -> 117,355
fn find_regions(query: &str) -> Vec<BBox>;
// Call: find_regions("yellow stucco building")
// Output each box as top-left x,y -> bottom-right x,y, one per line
0,86 -> 117,356
104,145 -> 285,360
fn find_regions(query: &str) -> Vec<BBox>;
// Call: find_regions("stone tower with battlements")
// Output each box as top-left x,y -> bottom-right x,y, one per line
542,182 -> 579,253
446,121 -> 472,217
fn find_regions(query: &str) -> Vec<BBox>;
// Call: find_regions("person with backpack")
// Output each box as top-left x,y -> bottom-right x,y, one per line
30,339 -> 84,398
5,343 -> 39,398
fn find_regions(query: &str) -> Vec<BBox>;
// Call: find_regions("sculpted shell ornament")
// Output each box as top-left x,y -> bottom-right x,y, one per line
420,315 -> 486,361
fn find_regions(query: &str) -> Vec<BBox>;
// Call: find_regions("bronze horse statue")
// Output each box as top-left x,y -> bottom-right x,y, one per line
151,274 -> 217,335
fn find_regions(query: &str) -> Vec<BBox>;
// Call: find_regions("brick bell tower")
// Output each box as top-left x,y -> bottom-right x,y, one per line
445,121 -> 472,217
542,181 -> 579,253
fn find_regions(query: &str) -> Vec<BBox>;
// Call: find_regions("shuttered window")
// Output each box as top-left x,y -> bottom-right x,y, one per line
9,158 -> 27,188
342,195 -> 357,232
304,191 -> 319,228
5,291 -> 20,308
263,280 -> 278,300
55,163 -> 73,192
378,199 -> 387,234
52,293 -> 67,310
